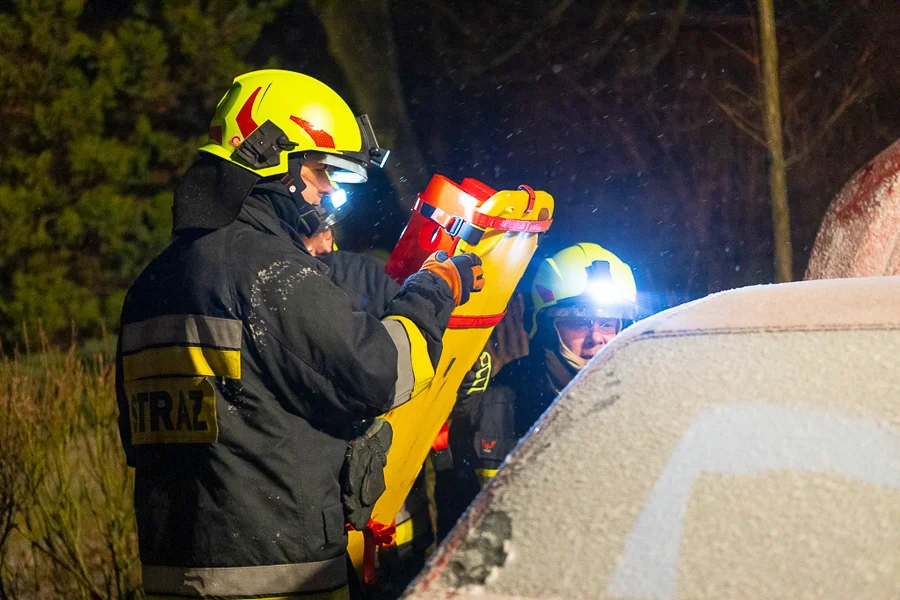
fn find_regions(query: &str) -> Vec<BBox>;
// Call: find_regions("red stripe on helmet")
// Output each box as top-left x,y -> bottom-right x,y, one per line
207,125 -> 223,144
236,87 -> 262,137
290,116 -> 336,149
534,284 -> 555,303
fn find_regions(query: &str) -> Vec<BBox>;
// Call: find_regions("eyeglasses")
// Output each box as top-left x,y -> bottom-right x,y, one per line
553,317 -> 622,336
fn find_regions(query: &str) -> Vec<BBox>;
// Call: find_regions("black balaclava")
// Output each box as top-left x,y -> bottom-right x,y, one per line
172,155 -> 260,234
251,154 -> 326,238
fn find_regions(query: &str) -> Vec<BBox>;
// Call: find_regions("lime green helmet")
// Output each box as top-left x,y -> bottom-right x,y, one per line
530,243 -> 638,336
199,69 -> 388,182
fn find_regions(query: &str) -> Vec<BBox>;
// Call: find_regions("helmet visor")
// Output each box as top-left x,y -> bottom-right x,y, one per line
317,114 -> 390,183
321,154 -> 369,184
542,296 -> 638,322
553,316 -> 624,337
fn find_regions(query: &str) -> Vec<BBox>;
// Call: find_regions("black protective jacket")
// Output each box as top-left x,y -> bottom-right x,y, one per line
317,251 -> 400,317
116,187 -> 453,599
436,345 -> 576,538
500,347 -> 577,438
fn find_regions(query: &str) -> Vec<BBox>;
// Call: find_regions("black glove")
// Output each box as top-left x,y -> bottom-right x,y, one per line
341,418 -> 393,531
420,251 -> 485,306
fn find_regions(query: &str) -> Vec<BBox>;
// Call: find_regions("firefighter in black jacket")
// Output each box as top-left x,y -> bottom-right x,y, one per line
437,243 -> 636,538
115,70 -> 484,600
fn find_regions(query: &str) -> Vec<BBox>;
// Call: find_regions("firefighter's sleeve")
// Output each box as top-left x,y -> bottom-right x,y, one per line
317,251 -> 400,317
381,269 -> 456,387
246,260 -> 454,423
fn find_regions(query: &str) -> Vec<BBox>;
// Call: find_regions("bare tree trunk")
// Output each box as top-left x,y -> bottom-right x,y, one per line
308,0 -> 429,209
757,0 -> 793,282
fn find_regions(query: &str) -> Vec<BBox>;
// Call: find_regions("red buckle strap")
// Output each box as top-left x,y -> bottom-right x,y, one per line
415,197 -> 552,237
414,197 -> 454,230
416,200 -> 485,245
447,311 -> 508,329
468,211 -> 552,233
347,518 -> 396,585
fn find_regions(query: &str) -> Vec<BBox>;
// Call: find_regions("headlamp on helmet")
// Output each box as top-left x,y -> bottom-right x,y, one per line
313,186 -> 353,234
584,260 -> 634,309
530,243 -> 639,337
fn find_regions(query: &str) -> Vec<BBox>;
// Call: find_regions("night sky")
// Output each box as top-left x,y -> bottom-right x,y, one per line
86,1 -> 900,313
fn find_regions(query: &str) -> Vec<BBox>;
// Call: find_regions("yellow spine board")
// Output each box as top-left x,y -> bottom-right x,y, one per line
347,188 -> 554,570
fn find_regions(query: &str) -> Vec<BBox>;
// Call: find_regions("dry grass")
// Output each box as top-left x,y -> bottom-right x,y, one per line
0,332 -> 140,600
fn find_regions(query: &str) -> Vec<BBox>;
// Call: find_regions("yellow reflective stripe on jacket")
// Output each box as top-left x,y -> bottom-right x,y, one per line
394,511 -> 432,547
381,315 -> 436,407
476,468 -> 499,487
121,314 -> 241,445
122,345 -> 241,382
394,517 -> 416,547
121,314 -> 242,382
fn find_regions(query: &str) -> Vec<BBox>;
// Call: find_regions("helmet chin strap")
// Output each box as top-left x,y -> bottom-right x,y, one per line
541,316 -> 589,372
556,334 -> 589,372
281,155 -> 326,237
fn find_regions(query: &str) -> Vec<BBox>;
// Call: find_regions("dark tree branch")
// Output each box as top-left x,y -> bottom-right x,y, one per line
712,30 -> 758,66
424,0 -> 578,80
422,0 -> 478,40
706,91 -> 768,148
482,0 -> 574,72
554,71 -> 651,172
782,10 -> 852,74
619,0 -> 687,77
786,46 -> 875,165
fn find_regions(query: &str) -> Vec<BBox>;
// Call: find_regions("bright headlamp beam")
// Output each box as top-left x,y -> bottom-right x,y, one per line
586,280 -> 624,306
330,189 -> 348,209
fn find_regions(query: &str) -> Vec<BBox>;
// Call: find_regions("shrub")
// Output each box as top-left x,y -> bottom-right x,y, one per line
0,332 -> 138,600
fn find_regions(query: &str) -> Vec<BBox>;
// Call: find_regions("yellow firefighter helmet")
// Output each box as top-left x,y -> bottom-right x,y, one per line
199,69 -> 388,181
530,243 -> 638,336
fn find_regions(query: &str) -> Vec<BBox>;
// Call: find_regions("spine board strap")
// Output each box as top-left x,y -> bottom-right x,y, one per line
447,311 -> 508,329
416,200 -> 553,245
346,519 -> 396,585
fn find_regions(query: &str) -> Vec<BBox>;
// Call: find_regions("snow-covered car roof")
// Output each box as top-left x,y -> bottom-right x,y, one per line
404,277 -> 900,600
624,275 -> 900,334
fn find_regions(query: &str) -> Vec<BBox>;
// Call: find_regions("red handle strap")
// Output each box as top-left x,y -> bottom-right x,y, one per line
447,311 -> 508,329
518,184 -> 536,213
347,518 -> 396,585
415,197 -> 552,237
468,211 -> 552,232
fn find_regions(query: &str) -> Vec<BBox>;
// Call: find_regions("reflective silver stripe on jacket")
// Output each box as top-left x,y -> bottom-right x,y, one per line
382,319 -> 415,408
122,314 -> 242,353
142,557 -> 346,597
